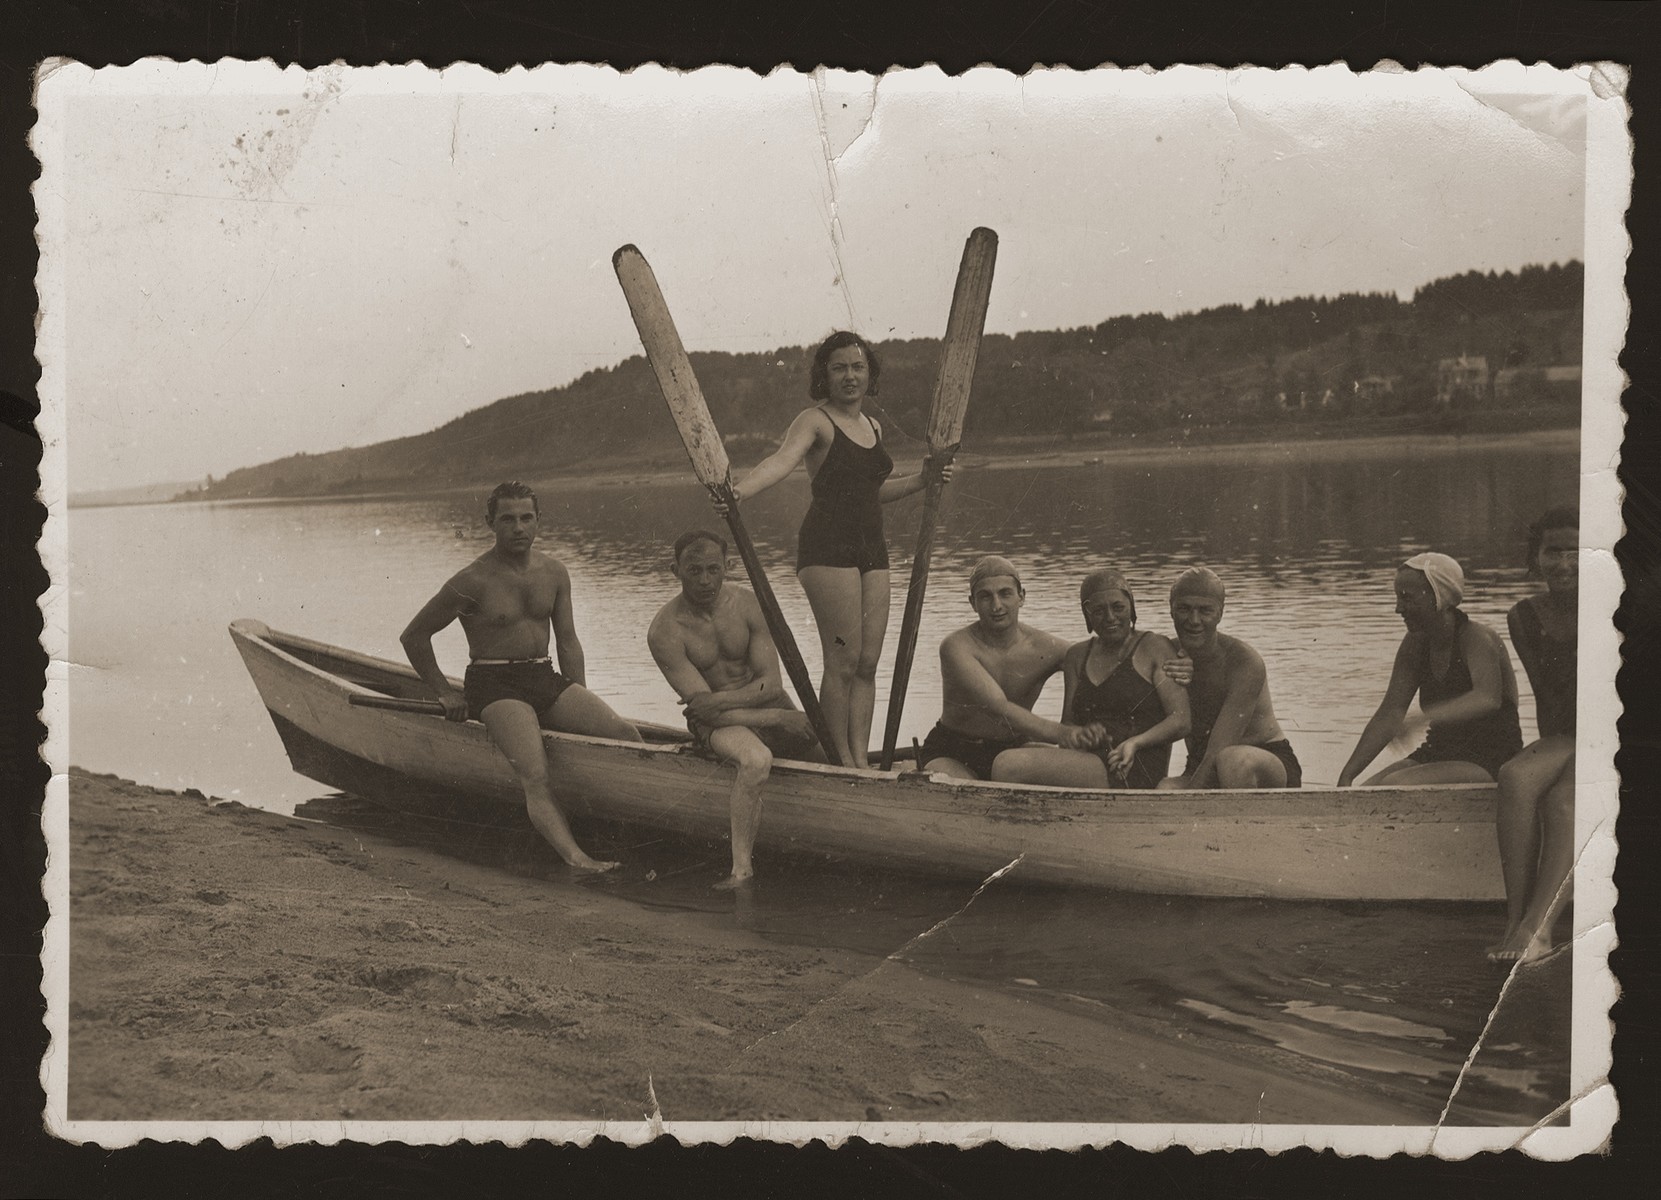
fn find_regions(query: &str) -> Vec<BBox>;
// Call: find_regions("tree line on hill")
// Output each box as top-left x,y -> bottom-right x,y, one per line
190,260 -> 1583,501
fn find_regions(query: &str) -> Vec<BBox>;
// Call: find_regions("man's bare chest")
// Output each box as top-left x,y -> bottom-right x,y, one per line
681,612 -> 751,670
468,573 -> 558,626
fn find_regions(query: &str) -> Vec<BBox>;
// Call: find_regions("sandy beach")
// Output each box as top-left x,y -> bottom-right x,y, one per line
63,767 -> 1528,1129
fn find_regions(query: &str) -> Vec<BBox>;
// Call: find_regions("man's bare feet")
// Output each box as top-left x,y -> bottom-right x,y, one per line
713,870 -> 754,891
566,855 -> 620,874
1484,923 -> 1520,960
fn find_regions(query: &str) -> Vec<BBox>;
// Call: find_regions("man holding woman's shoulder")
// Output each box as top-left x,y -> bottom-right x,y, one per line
1157,567 -> 1303,790
916,557 -> 1078,780
993,567 -> 1190,789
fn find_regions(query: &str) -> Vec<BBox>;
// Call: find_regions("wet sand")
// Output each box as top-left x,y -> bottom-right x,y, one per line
68,768 -> 1498,1127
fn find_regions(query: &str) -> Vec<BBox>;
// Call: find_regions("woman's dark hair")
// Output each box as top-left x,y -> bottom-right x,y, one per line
1526,504 -> 1579,572
808,331 -> 881,400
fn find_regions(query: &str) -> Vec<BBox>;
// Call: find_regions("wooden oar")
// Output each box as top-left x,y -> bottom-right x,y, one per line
880,227 -> 999,770
612,244 -> 842,765
349,693 -> 446,714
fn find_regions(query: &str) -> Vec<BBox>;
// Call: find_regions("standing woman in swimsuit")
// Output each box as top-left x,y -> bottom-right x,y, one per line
994,568 -> 1190,787
1338,552 -> 1523,787
724,331 -> 948,768
1489,506 -> 1578,963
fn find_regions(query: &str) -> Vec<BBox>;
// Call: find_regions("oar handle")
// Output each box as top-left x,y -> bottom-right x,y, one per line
880,449 -> 956,770
715,482 -> 844,766
348,694 -> 447,714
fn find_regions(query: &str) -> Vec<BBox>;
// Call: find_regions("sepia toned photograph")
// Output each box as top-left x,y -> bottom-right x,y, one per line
35,60 -> 1625,1154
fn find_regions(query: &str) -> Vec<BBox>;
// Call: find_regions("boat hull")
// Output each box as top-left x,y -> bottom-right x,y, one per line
230,618 -> 1504,900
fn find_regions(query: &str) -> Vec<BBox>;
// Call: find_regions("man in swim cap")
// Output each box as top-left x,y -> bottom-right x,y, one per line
916,556 -> 1090,780
1157,566 -> 1303,789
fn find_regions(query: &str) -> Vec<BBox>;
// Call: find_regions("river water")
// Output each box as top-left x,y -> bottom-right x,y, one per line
66,430 -> 1578,1124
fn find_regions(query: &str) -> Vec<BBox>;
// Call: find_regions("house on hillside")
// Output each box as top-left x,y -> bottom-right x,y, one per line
1436,355 -> 1489,407
1494,364 -> 1583,407
1353,374 -> 1397,403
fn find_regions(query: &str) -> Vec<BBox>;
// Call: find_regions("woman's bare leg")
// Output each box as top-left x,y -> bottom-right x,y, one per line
845,569 -> 891,769
799,565 -> 864,767
1360,759 -> 1493,786
991,747 -> 1110,787
1491,740 -> 1575,962
1490,739 -> 1568,947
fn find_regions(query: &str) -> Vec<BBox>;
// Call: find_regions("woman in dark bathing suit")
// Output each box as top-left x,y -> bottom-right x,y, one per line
1489,506 -> 1578,963
1338,551 -> 1523,787
994,568 -> 1190,788
723,332 -> 948,768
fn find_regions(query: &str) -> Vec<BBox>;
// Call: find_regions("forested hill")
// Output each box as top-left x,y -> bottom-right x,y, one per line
189,261 -> 1583,501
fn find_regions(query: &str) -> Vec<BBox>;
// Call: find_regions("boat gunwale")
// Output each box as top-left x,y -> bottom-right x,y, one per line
229,618 -> 1500,816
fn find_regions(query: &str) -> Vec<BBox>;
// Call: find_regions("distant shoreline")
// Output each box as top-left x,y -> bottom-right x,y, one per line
71,421 -> 1579,511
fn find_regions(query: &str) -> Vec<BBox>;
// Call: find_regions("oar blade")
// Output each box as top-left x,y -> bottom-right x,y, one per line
612,245 -> 731,489
611,244 -> 841,765
926,226 -> 999,452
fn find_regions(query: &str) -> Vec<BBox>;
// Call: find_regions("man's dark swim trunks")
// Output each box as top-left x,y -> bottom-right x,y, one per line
1254,738 -> 1304,788
685,711 -> 815,760
464,659 -> 575,721
918,722 -> 1024,779
1184,731 -> 1304,788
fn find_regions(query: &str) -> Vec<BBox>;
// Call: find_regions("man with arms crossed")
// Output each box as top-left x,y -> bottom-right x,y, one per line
648,530 -> 823,889
1157,566 -> 1303,789
402,481 -> 642,873
918,556 -> 1092,780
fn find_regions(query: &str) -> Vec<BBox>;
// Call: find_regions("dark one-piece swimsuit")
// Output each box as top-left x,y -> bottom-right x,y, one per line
1512,597 -> 1577,738
796,414 -> 894,574
1071,632 -> 1171,789
1408,609 -> 1524,774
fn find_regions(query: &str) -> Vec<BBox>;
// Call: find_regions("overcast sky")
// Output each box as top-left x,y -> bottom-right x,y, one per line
42,62 -> 1588,490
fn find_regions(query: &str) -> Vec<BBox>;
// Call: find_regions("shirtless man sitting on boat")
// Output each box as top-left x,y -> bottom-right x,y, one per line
401,481 -> 642,873
917,556 -> 1089,780
648,530 -> 824,889
1157,566 -> 1303,789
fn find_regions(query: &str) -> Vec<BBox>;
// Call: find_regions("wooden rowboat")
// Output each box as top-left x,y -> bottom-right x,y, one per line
230,618 -> 1504,900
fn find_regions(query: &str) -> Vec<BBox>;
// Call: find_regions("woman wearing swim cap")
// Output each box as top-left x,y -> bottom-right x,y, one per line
993,568 -> 1189,788
1338,552 -> 1523,787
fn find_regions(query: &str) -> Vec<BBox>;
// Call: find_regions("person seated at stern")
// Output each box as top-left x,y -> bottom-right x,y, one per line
1337,552 -> 1522,788
1491,507 -> 1579,963
993,568 -> 1190,789
916,556 -> 1084,780
648,530 -> 826,890
401,481 -> 642,873
1157,567 -> 1303,790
